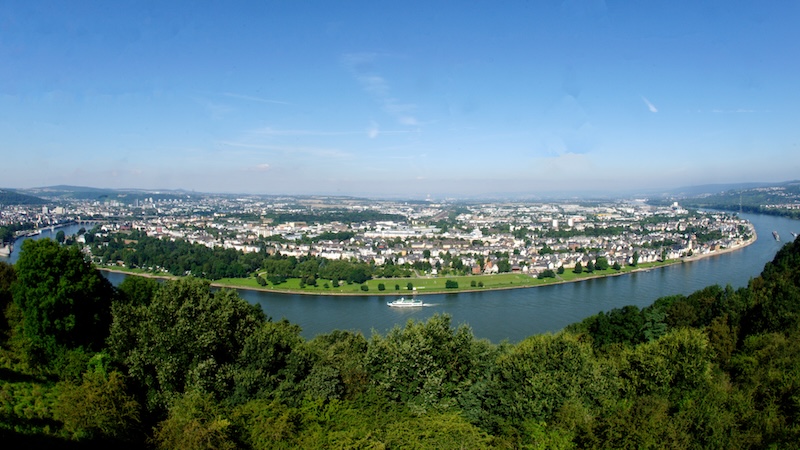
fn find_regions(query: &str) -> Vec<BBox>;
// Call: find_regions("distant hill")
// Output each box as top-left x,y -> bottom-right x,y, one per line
23,185 -> 199,204
0,189 -> 46,205
663,182 -> 777,197
650,180 -> 800,219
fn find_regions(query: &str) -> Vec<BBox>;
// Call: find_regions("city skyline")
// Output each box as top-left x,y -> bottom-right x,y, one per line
2,1 -> 799,197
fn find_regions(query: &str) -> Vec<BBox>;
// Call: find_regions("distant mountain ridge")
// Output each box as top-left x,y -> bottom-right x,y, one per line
9,180 -> 800,203
649,180 -> 800,219
0,189 -> 45,205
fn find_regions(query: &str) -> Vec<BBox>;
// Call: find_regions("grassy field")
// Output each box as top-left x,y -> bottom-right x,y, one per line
212,260 -> 679,295
100,260 -> 680,296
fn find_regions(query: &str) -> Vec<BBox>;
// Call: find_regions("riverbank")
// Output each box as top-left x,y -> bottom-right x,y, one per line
99,231 -> 758,296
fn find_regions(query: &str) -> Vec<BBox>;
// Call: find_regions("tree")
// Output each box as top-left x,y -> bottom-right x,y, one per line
446,279 -> 459,289
0,261 -> 16,339
117,275 -> 160,306
595,256 -> 610,271
613,261 -> 622,271
56,229 -> 66,243
632,251 -> 640,266
574,262 -> 583,274
479,333 -> 614,429
366,315 -> 495,410
152,390 -> 236,450
108,278 -> 267,413
54,368 -> 141,441
407,282 -> 414,290
12,239 -> 115,367
378,283 -> 386,291
497,259 -> 511,273
586,260 -> 595,273
557,266 -> 565,274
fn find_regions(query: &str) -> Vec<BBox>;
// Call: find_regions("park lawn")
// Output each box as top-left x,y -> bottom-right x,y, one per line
215,272 -> 554,295
112,260 -> 683,295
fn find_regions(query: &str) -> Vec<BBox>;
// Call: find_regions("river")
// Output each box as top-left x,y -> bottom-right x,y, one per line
105,213 -> 799,343
0,223 -> 89,264
6,215 -> 798,343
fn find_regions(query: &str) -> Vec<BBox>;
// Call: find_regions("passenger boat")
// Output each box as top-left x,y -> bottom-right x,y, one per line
387,297 -> 424,307
773,231 -> 780,241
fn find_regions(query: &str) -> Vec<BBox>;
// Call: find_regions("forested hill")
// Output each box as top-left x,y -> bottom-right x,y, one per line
2,235 -> 800,448
652,180 -> 800,219
0,189 -> 45,205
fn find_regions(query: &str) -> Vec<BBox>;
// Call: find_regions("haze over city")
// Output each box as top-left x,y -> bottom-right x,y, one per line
2,1 -> 799,198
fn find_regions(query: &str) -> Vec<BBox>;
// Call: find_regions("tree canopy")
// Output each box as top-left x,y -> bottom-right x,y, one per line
12,238 -> 115,367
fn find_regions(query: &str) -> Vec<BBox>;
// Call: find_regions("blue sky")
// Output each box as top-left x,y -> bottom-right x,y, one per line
2,1 -> 799,198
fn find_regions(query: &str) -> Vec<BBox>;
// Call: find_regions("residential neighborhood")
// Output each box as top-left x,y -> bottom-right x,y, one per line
2,191 -> 755,279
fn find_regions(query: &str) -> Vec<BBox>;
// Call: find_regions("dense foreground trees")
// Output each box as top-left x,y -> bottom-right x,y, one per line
3,236 -> 800,448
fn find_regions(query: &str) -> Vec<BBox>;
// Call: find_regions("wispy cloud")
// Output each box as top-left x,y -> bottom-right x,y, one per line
641,96 -> 658,113
250,126 -> 417,138
192,96 -> 235,119
711,108 -> 759,113
251,127 -> 363,137
223,92 -> 290,105
218,141 -> 352,159
342,53 -> 420,127
367,121 -> 380,139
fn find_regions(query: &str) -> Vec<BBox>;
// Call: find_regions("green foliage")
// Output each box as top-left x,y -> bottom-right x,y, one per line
581,305 -> 644,349
152,390 -> 236,450
231,319 -> 304,404
117,275 -> 160,306
0,375 -> 60,438
539,269 -> 556,278
0,261 -> 16,339
367,315 -> 495,411
621,328 -> 712,399
54,369 -> 140,441
12,239 -> 115,368
479,333 -> 615,431
93,230 -> 261,279
743,237 -> 800,335
108,278 -> 267,413
729,330 -> 800,445
573,262 -> 583,274
445,279 -> 459,288
381,410 -> 493,449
